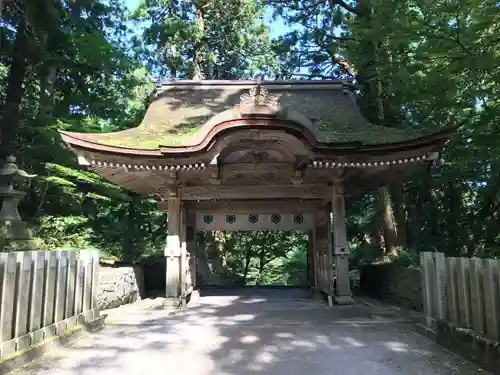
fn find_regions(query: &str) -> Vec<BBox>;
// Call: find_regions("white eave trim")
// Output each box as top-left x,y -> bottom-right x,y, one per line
311,152 -> 438,168
88,160 -> 206,171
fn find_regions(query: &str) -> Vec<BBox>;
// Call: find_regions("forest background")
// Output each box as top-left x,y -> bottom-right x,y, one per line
0,0 -> 498,286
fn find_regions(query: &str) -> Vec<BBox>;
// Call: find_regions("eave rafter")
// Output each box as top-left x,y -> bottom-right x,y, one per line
80,151 -> 438,171
59,78 -> 455,204
88,159 -> 207,171
310,152 -> 439,168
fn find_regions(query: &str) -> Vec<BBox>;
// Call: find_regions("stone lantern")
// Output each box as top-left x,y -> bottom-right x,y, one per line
0,155 -> 37,251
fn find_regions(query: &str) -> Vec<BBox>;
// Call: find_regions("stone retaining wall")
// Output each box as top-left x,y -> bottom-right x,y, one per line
98,265 -> 145,310
360,263 -> 422,311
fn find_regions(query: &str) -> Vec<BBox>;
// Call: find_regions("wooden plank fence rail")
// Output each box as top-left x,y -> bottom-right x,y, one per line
0,250 -> 100,359
421,252 -> 500,340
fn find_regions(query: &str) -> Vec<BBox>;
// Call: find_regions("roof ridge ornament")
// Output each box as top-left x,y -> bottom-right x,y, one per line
235,83 -> 280,109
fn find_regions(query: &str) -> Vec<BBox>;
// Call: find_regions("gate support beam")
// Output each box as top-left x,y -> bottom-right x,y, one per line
186,209 -> 197,295
332,183 -> 354,305
314,209 -> 333,305
164,198 -> 183,305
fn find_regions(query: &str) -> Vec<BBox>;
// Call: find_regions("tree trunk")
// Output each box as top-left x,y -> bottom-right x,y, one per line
122,195 -> 138,262
243,247 -> 251,284
38,66 -> 57,120
390,183 -> 408,247
196,232 -> 214,285
0,13 -> 29,158
377,187 -> 399,257
169,45 -> 178,79
257,247 -> 265,285
410,184 -> 424,249
444,181 -> 463,256
192,2 -> 205,80
210,230 -> 225,277
368,211 -> 384,256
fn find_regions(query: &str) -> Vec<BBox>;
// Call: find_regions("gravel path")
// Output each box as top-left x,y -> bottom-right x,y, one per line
10,289 -> 490,375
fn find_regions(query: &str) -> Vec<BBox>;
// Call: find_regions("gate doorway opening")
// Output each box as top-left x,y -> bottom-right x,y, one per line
196,230 -> 309,288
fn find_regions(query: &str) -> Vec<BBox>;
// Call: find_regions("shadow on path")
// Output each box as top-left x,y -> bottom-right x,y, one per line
13,288 -> 490,375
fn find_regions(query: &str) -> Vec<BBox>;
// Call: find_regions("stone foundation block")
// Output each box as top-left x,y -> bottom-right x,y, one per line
30,329 -> 45,345
16,334 -> 31,351
0,339 -> 16,358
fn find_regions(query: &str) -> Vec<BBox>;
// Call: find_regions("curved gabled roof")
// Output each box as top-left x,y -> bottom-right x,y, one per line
60,79 -> 454,156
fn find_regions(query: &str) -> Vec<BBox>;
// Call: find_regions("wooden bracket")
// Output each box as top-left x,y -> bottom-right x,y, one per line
291,169 -> 303,185
167,184 -> 179,198
331,167 -> 347,183
207,164 -> 221,185
291,157 -> 310,185
333,182 -> 345,196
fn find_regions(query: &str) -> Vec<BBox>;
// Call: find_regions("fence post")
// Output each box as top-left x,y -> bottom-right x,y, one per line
29,251 -> 46,344
421,252 -> 435,327
90,250 -> 100,319
433,252 -> 446,321
82,251 -> 93,321
446,257 -> 459,325
42,252 -> 57,337
0,253 -> 17,356
483,259 -> 500,339
54,251 -> 69,334
65,252 -> 77,329
457,258 -> 472,328
74,252 -> 85,319
15,252 -> 32,350
469,258 -> 485,333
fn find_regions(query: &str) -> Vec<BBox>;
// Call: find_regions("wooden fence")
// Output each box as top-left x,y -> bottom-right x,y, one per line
421,252 -> 500,339
0,250 -> 100,359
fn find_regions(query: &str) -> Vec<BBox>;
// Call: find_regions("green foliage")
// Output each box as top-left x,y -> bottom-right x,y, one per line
36,216 -> 93,250
275,0 -> 500,262
130,0 -> 278,79
0,0 -> 160,257
199,231 -> 308,286
2,0 -> 500,281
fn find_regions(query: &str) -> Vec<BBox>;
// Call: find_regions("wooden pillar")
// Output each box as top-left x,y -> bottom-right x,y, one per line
184,208 -> 197,297
332,183 -> 354,305
312,228 -> 319,289
314,210 -> 333,305
179,204 -> 187,305
327,213 -> 335,295
165,198 -> 182,303
306,231 -> 314,288
313,215 -> 321,290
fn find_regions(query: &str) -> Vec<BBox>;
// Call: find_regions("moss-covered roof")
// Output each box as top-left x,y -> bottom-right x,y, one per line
61,80 -> 435,150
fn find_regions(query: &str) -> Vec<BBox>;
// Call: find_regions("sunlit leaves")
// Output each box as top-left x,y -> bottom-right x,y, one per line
131,0 -> 278,79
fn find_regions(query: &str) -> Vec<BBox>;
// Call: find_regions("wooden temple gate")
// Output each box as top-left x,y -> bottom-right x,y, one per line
159,196 -> 351,305
59,79 -> 454,307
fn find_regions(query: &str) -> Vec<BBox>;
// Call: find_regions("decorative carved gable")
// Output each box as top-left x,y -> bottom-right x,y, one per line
235,87 -> 280,109
218,139 -> 298,164
228,150 -> 283,164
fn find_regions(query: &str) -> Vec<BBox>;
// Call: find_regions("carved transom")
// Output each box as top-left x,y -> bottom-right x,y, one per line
218,140 -> 297,164
223,150 -> 284,164
220,164 -> 294,185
